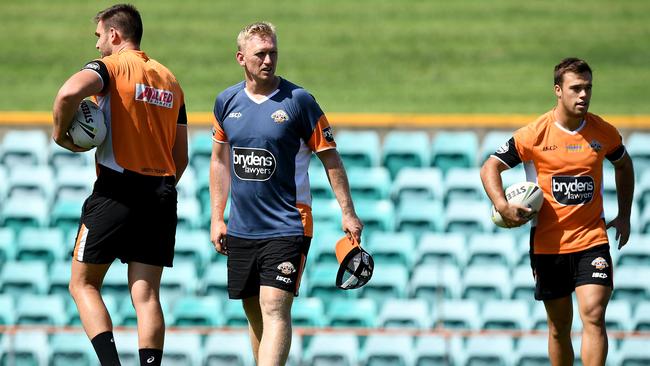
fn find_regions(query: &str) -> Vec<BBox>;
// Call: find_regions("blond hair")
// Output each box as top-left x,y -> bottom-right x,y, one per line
237,22 -> 277,51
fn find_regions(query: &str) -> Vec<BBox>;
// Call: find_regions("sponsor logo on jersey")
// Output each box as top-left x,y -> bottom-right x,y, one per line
322,126 -> 334,143
276,275 -> 292,284
277,262 -> 296,275
271,109 -> 289,124
135,83 -> 173,108
591,257 -> 609,270
228,112 -> 242,119
565,144 -> 583,152
542,145 -> 558,151
590,139 -> 602,152
551,176 -> 595,205
83,62 -> 101,71
211,126 -> 216,137
232,147 -> 276,181
496,141 -> 509,154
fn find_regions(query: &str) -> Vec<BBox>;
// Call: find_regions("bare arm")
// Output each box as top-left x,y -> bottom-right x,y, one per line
52,70 -> 103,152
316,149 -> 363,243
172,124 -> 188,184
209,141 -> 230,254
480,156 -> 531,227
607,152 -> 634,249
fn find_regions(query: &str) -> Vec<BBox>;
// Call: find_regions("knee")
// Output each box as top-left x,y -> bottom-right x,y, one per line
130,286 -> 160,309
548,315 -> 573,338
581,304 -> 607,328
260,297 -> 291,321
68,278 -> 98,300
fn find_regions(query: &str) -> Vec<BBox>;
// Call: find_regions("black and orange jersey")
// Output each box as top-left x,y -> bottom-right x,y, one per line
81,49 -> 186,177
491,109 -> 626,254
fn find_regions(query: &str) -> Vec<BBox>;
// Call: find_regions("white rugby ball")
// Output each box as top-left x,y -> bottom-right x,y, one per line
491,181 -> 544,228
69,99 -> 106,149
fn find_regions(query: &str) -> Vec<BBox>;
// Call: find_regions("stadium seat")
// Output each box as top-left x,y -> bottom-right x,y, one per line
306,262 -> 356,303
15,294 -> 67,326
335,130 -> 380,168
603,198 -> 640,233
510,265 -> 535,300
413,335 -> 462,366
119,296 -> 172,327
307,229 -> 341,266
287,333 -> 303,366
0,194 -> 49,232
434,299 -> 480,330
635,170 -> 650,211
223,300 -> 249,327
311,199 -> 342,231
49,332 -> 96,366
632,302 -> 650,331
201,262 -> 229,298
203,331 -> 255,366
602,168 -> 618,204
189,132 -> 213,171
48,140 -> 94,168
359,263 -> 408,305
0,330 -> 49,366
605,300 -> 633,332
480,299 -> 531,330
390,167 -> 444,204
382,130 -> 430,178
377,298 -> 432,329
309,162 -> 335,199
0,295 -> 15,325
366,231 -> 415,267
443,167 -> 485,206
626,132 -> 650,177
291,297 -> 326,327
0,261 -> 49,297
529,302 -> 549,330
515,335 -> 550,366
303,333 -> 359,366
362,334 -> 414,366
16,227 -> 66,265
174,228 -> 212,275
415,232 -> 468,268
48,260 -> 72,296
354,199 -> 395,233
7,164 -> 54,203
0,166 -> 7,202
347,167 -> 391,200
161,332 -> 203,366
175,165 -> 197,199
112,330 -> 139,365
327,298 -> 376,328
54,165 -> 95,201
466,232 -> 518,267
430,130 -> 478,173
171,295 -> 223,326
612,266 -> 650,304
617,234 -> 650,266
101,262 -> 129,297
0,227 -> 16,266
616,338 -> 650,366
443,199 -> 492,234
409,264 -> 462,302
479,130 -> 513,165
195,166 -> 211,214
460,335 -> 514,366
176,196 -> 202,230
395,198 -> 444,238
0,129 -> 48,167
159,260 -> 198,300
462,264 -> 511,302
49,196 -> 83,234
639,204 -> 650,234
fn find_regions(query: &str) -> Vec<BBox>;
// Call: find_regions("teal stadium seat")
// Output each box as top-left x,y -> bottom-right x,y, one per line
189,132 -> 214,171
626,132 -> 650,177
101,262 -> 129,297
311,199 -> 342,233
287,334 -> 303,366
391,167 -> 444,204
395,199 -> 444,238
612,266 -> 650,304
415,232 -> 467,268
430,130 -> 478,174
203,331 -> 255,366
112,331 -> 139,366
1,195 -> 48,233
54,165 -> 95,201
303,333 -> 359,366
195,167 -> 211,215
0,166 -> 7,203
605,300 -> 633,332
377,298 -> 432,329
461,335 -> 514,366
50,197 -> 83,235
0,228 -> 16,267
223,300 -> 249,327
0,261 -> 48,297
309,163 -> 335,199
443,167 -> 484,205
291,297 -> 326,327
119,295 -> 172,327
479,299 -> 530,330
382,130 -> 430,178
639,204 -> 650,234
632,302 -> 650,331
159,260 -> 198,300
16,227 -> 65,265
413,336 -> 462,366
366,231 -> 415,267
175,166 -> 196,199
176,196 -> 202,230
362,334 -> 414,366
48,140 -> 93,168
409,264 -> 462,302
462,264 -> 511,302
616,338 -> 650,366
49,332 -> 96,366
162,333 -> 203,366
16,295 -> 67,326
435,299 -> 480,330
327,298 -> 376,327
510,265 -> 535,300
335,130 -> 380,168
0,330 -> 49,366
48,260 -> 72,296
602,168 -> 618,203
515,336 -> 550,366
69,293 -> 119,326
530,302 -> 549,330
201,262 -> 229,298
174,228 -> 212,275
603,198 -> 640,233
0,295 -> 16,325
308,229 -> 341,266
354,199 -> 395,233
444,199 -> 492,234
347,167 -> 391,200
307,262 -> 356,303
7,165 -> 54,203
466,233 -> 518,267
171,295 -> 223,326
635,170 -> 650,211
479,130 -> 513,165
359,264 -> 408,305
0,130 -> 48,167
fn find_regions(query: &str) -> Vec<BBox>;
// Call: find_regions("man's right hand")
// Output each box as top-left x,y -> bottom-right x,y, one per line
497,202 -> 533,228
210,220 -> 228,255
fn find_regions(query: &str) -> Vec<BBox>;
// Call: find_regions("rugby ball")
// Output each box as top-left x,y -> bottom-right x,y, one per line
491,181 -> 544,228
69,99 -> 106,149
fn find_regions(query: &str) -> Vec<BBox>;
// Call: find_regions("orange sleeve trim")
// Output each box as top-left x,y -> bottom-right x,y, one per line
307,115 -> 336,152
297,203 -> 313,238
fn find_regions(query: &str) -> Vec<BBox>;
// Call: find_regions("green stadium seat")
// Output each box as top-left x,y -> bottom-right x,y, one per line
0,227 -> 16,267
101,262 -> 129,297
514,336 -> 550,366
612,266 -> 650,304
223,300 -> 248,327
462,264 -> 511,302
16,227 -> 66,265
0,130 -> 48,167
327,298 -> 376,327
366,231 -> 415,267
7,165 -> 55,203
347,167 -> 391,200
335,130 -> 380,168
0,195 -> 49,233
203,331 -> 255,366
377,298 -> 432,329
48,332 -> 96,366
171,295 -> 223,326
431,130 -> 478,173
466,233 -> 518,267
162,332 -> 203,366
307,229 -> 341,266
16,294 -> 67,326
311,199 -> 342,231
291,297 -> 326,327
605,300 -> 633,331
359,264 -> 408,305
395,198 -> 444,238
460,335 -> 514,366
303,333 -> 359,366
49,197 -> 83,235
409,264 -> 462,302
382,130 -> 430,178
308,162 -> 335,199
189,132 -> 213,171
510,265 -> 535,300
0,261 -> 49,297
0,294 -> 15,325
362,334 -> 413,366
174,228 -> 212,275
435,299 -> 480,330
48,260 -> 71,296
632,302 -> 650,331
444,199 -> 492,234
54,165 -> 95,201
480,299 -> 530,330
616,338 -> 650,366
195,167 -> 211,215
354,199 -> 395,234
479,130 -> 513,164
0,330 -> 49,366
443,167 -> 484,204
413,335 -> 461,366
160,261 -> 198,300
48,140 -> 94,168
201,262 -> 228,298
415,232 -> 467,268
390,167 -> 444,204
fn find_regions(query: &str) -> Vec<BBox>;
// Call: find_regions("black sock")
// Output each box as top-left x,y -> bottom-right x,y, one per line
91,331 -> 121,365
139,348 -> 163,366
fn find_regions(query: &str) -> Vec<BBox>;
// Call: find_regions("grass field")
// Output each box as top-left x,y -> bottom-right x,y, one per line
1,0 -> 649,114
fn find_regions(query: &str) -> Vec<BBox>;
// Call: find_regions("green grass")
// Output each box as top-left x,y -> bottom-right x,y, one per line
1,0 -> 649,113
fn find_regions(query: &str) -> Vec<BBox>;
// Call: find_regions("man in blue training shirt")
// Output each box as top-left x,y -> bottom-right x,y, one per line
209,22 -> 363,365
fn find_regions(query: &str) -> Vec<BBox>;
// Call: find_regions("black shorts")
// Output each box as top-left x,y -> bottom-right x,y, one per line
226,235 -> 311,299
531,243 -> 613,301
72,165 -> 178,267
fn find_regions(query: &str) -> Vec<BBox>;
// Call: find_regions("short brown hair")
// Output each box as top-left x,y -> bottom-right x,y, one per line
237,22 -> 276,51
554,57 -> 592,86
94,4 -> 143,45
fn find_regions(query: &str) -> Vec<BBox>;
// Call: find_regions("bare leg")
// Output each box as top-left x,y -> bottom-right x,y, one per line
544,295 -> 575,366
128,262 -> 165,349
242,295 -> 263,363
576,284 -> 611,366
257,286 -> 294,366
69,260 -> 113,338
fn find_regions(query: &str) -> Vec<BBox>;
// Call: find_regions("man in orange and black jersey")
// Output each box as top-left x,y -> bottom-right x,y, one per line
481,58 -> 634,366
52,4 -> 187,366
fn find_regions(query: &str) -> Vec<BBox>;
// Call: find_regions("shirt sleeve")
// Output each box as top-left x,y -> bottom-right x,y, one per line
295,90 -> 336,152
307,115 -> 337,152
177,103 -> 187,125
490,137 -> 522,168
211,99 -> 227,143
81,60 -> 110,94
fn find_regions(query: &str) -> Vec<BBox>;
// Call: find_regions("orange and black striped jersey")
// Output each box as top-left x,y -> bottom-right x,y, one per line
491,109 -> 626,254
81,49 -> 186,177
